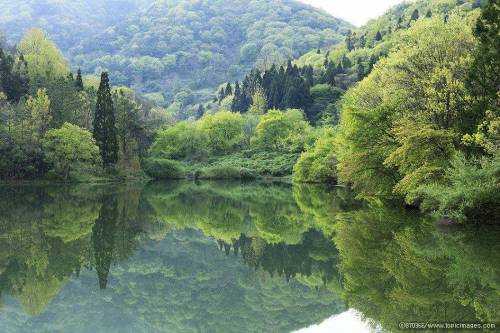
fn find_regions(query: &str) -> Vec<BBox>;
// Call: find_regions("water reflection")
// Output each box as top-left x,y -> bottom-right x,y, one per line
0,181 -> 498,332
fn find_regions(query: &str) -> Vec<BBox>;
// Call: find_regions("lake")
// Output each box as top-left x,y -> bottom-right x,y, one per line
0,181 -> 498,332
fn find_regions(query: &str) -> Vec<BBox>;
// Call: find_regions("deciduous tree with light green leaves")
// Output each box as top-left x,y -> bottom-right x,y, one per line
25,88 -> 51,141
337,16 -> 476,201
198,111 -> 244,155
42,123 -> 101,180
251,109 -> 311,153
16,28 -> 68,83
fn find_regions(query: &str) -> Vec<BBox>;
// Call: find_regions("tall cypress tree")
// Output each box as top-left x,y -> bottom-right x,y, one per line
75,68 -> 84,90
93,72 -> 118,166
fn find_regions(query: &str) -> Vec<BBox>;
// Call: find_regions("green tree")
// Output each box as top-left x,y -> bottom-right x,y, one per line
0,49 -> 29,103
198,111 -> 244,155
231,81 -> 246,113
224,82 -> 233,96
149,121 -> 204,160
42,123 -> 101,179
113,88 -> 143,166
467,0 -> 499,120
248,87 -> 267,115
25,88 -> 51,141
338,17 -> 475,200
93,72 -> 118,166
293,128 -> 337,183
410,9 -> 419,21
16,28 -> 68,84
251,109 -> 311,153
75,68 -> 84,90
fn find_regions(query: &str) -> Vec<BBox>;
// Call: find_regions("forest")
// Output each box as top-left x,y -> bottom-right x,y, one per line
0,0 -> 351,105
0,0 -> 498,223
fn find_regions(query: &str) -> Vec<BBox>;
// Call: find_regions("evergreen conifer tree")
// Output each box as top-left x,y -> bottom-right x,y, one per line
75,68 -> 84,90
231,82 -> 244,112
93,72 -> 118,166
217,87 -> 226,104
225,82 -> 232,96
411,9 -> 419,21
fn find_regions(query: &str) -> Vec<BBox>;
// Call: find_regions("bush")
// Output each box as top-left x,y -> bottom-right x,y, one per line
42,123 -> 101,180
197,164 -> 258,180
149,121 -> 205,160
419,153 -> 500,223
293,129 -> 337,183
251,109 -> 311,153
143,158 -> 186,179
198,111 -> 244,155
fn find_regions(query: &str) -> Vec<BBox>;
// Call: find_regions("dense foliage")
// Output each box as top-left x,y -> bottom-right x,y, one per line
0,30 -> 170,181
0,0 -> 352,106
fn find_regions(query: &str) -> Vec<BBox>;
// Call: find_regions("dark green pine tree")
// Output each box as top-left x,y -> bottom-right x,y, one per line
345,30 -> 355,51
341,55 -> 352,69
240,76 -> 252,112
225,82 -> 233,96
75,68 -> 84,90
411,9 -> 419,21
0,50 -> 29,103
375,31 -> 382,41
304,65 -> 314,87
231,81 -> 244,113
426,9 -> 432,18
324,57 -> 329,68
356,58 -> 365,80
323,62 -> 337,86
218,87 -> 226,104
93,72 -> 118,166
359,35 -> 366,48
368,55 -> 376,73
397,17 -> 403,29
336,62 -> 343,75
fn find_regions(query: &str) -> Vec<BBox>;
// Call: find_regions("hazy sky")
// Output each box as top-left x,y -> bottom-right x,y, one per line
298,0 -> 407,26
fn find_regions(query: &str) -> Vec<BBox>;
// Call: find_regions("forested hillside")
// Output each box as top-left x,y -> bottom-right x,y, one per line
0,0 -> 155,50
0,0 -> 351,105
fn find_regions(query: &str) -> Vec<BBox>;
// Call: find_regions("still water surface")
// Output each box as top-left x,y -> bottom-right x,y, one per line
0,181 -> 498,332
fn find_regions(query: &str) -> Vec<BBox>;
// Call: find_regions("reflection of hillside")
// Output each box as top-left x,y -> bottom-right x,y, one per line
0,181 -> 498,333
335,205 -> 500,332
217,230 -> 341,289
146,181 -> 356,245
0,185 -> 146,315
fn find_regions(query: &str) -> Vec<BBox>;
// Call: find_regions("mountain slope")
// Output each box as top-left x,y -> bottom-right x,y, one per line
0,0 -> 155,50
66,0 -> 351,104
296,0 -> 483,73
